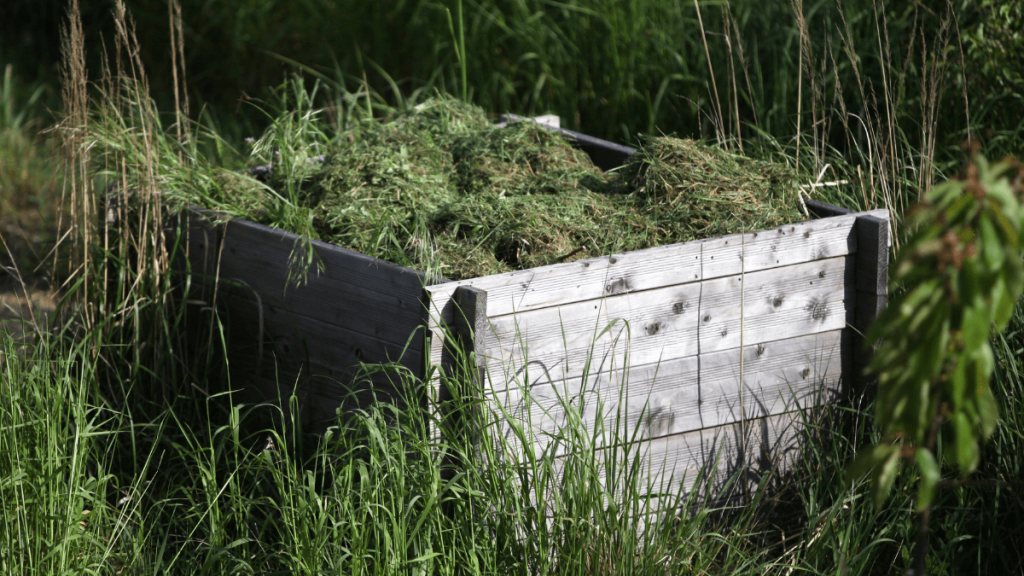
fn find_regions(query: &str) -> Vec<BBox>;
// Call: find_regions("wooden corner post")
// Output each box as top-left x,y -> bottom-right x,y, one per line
438,285 -> 488,449
853,214 -> 890,389
452,285 -> 488,388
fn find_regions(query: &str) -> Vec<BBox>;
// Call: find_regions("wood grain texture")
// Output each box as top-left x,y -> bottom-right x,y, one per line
217,218 -> 428,347
216,280 -> 423,406
502,411 -> 806,511
477,256 -> 850,393
490,330 -> 844,456
177,208 -> 431,430
181,208 -> 429,346
426,209 -> 887,376
623,410 -> 805,504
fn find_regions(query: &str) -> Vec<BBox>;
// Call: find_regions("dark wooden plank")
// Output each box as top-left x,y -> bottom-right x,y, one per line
436,285 -> 490,447
855,215 -> 890,295
453,286 -> 489,374
182,208 -> 430,350
218,218 -> 428,345
437,286 -> 489,404
805,198 -> 853,219
498,113 -> 637,171
171,209 -> 432,431
217,280 -> 424,399
247,367 -> 412,434
853,214 -> 890,382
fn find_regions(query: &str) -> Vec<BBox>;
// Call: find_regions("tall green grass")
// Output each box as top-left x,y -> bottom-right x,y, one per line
5,297 -> 1023,574
10,1 -> 1020,182
0,64 -> 62,277
3,1 -> 1024,575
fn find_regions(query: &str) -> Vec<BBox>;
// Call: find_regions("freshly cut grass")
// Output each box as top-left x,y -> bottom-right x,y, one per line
222,94 -> 802,280
624,136 -> 803,240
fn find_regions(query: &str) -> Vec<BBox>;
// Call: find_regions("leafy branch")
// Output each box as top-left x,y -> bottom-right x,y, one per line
850,155 -> 1024,574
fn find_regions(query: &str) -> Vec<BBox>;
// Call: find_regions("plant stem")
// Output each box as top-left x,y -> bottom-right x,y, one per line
913,505 -> 931,576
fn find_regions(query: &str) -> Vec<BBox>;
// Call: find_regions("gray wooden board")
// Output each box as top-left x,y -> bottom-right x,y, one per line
492,411 -> 804,513
478,256 -> 851,392
426,209 -> 887,379
489,330 -> 844,456
601,411 -> 804,503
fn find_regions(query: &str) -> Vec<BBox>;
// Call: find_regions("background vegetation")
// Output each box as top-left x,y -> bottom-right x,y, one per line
1,0 -> 1023,574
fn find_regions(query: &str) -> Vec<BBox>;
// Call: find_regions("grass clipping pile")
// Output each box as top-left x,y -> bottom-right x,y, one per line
246,98 -> 802,280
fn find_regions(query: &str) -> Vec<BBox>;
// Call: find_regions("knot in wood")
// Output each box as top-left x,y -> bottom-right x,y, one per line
805,297 -> 829,322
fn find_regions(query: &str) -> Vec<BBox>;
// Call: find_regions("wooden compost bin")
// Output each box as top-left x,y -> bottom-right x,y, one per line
176,123 -> 889,503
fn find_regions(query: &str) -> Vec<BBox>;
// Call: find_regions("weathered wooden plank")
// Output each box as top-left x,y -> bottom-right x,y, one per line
623,410 -> 805,504
853,214 -> 890,381
699,210 -> 885,279
425,213 -> 865,325
201,273 -> 425,432
429,241 -> 702,325
477,256 -> 849,392
435,286 -> 490,444
510,411 -> 805,510
425,209 -> 886,375
490,330 -> 844,456
479,279 -> 701,391
184,209 -> 430,351
696,255 -> 852,354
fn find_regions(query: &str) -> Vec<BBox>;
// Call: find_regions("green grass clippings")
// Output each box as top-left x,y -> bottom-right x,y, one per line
223,96 -> 803,280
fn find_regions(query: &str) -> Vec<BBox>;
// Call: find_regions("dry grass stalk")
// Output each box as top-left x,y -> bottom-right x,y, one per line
693,0 -> 725,146
58,0 -> 90,319
169,0 -> 189,147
